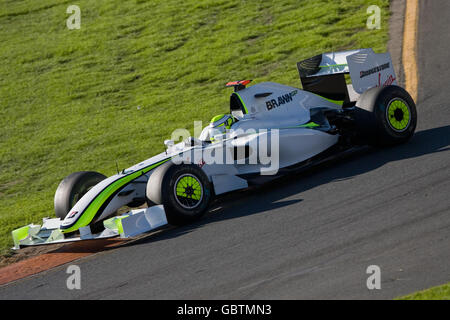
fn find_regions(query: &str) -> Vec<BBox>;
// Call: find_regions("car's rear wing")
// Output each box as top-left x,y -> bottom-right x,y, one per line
297,48 -> 397,104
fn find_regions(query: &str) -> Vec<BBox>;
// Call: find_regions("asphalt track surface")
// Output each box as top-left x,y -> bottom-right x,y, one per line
1,1 -> 449,299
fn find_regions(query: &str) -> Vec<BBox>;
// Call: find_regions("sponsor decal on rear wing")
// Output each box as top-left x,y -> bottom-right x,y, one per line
347,49 -> 397,93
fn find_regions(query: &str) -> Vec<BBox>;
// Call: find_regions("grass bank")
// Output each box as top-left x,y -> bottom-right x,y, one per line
398,283 -> 450,300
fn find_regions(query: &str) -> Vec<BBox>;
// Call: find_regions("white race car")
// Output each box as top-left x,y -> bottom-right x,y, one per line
12,48 -> 417,248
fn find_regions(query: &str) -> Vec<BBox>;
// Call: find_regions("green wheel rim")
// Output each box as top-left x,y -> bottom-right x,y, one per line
386,98 -> 411,132
174,174 -> 203,209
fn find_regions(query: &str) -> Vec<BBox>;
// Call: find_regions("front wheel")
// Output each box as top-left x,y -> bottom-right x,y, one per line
54,171 -> 106,220
146,163 -> 213,225
353,85 -> 417,146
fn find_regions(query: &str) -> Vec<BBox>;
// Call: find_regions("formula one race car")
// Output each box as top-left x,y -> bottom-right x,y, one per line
12,48 -> 417,248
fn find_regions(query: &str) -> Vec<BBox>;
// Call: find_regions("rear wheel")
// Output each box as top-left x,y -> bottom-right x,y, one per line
54,171 -> 106,220
146,163 -> 213,225
353,85 -> 417,146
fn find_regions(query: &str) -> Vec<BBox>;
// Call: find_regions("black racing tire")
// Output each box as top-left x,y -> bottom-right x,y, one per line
54,171 -> 106,220
353,85 -> 417,146
146,163 -> 213,225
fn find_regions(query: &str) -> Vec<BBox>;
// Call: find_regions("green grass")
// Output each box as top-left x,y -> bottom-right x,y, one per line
397,283 -> 450,300
0,0 -> 390,256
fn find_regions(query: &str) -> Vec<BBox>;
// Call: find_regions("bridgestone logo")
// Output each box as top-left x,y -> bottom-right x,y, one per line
360,63 -> 390,78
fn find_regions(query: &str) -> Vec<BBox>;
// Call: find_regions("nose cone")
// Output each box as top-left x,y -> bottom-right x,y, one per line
59,174 -> 120,233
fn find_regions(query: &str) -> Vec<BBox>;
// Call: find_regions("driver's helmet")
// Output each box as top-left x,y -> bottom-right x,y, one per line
210,114 -> 235,130
199,114 -> 236,141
